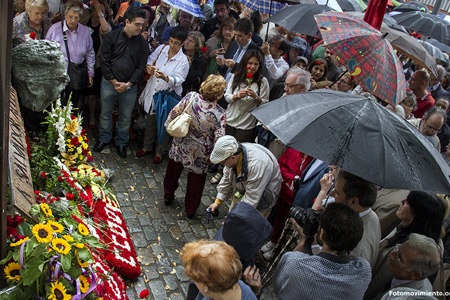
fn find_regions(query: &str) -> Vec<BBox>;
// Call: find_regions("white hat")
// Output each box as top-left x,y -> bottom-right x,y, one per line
210,136 -> 239,164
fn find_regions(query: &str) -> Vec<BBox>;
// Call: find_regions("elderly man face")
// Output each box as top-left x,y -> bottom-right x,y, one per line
420,114 -> 444,136
284,73 -> 306,95
435,98 -> 450,114
386,242 -> 420,280
178,10 -> 193,29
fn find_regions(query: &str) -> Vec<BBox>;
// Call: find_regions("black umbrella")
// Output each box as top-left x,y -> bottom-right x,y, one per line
418,39 -> 447,61
393,11 -> 450,45
251,90 -> 450,194
427,38 -> 450,53
266,4 -> 333,37
393,1 -> 429,12
336,0 -> 364,12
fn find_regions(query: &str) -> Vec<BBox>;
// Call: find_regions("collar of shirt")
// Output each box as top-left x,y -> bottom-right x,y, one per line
391,278 -> 415,288
427,82 -> 440,92
235,146 -> 248,182
359,208 -> 372,218
242,39 -> 252,52
317,252 -> 351,264
63,20 -> 78,33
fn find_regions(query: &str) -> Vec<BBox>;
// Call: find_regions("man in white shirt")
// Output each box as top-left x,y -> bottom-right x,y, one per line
261,35 -> 290,89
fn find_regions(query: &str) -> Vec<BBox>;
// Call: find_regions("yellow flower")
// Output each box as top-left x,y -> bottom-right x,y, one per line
73,243 -> 84,248
82,143 -> 88,150
78,136 -> 83,143
52,238 -> 71,255
48,220 -> 63,233
32,223 -> 53,243
48,281 -> 71,300
64,118 -> 79,135
40,203 -> 52,217
61,153 -> 77,167
10,236 -> 29,247
79,275 -> 89,293
63,235 -> 74,242
4,262 -> 21,281
75,250 -> 89,268
78,223 -> 89,236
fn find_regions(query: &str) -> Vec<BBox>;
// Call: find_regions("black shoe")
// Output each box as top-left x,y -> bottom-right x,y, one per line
164,198 -> 173,206
117,146 -> 127,158
93,141 -> 108,152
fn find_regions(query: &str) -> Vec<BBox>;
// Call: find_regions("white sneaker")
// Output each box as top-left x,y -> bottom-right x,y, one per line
262,248 -> 274,261
260,241 -> 275,253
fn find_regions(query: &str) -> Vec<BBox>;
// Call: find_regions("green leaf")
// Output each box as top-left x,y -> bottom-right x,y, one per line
61,253 -> 72,273
29,204 -> 40,216
66,267 -> 82,283
25,238 -> 37,257
76,247 -> 93,263
13,248 -> 20,262
26,256 -> 45,271
0,251 -> 13,265
17,222 -> 32,237
20,264 -> 42,286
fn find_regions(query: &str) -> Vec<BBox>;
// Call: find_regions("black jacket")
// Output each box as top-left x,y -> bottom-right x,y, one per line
218,40 -> 261,77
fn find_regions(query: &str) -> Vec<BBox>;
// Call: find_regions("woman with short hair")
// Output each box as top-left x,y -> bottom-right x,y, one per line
180,240 -> 258,300
163,75 -> 226,218
205,17 -> 236,76
46,0 -> 95,107
12,0 -> 52,46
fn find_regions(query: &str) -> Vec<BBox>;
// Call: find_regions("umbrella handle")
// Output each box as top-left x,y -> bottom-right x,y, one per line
265,0 -> 274,41
329,70 -> 348,88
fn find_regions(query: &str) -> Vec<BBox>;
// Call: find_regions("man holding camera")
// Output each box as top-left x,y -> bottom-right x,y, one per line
207,135 -> 282,218
273,202 -> 372,300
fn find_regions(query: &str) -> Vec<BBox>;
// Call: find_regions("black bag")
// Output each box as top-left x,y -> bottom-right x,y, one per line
62,23 -> 89,90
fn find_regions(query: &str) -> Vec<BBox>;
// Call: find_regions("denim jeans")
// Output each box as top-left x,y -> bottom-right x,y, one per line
99,77 -> 137,146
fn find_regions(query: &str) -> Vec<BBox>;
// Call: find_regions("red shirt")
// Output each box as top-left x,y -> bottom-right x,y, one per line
412,90 -> 435,118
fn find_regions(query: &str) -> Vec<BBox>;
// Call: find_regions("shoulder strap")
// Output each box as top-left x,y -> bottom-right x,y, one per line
152,44 -> 167,66
61,22 -> 71,62
182,93 -> 197,114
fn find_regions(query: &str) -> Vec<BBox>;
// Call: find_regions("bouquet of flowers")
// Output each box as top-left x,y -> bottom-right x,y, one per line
1,200 -> 104,300
45,99 -> 93,167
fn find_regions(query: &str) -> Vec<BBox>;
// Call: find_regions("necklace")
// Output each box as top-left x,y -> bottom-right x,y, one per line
226,285 -> 239,300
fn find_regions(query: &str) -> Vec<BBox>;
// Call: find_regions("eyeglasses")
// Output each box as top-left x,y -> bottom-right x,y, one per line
393,244 -> 408,267
133,22 -> 144,28
285,83 -> 301,89
422,121 -> 441,133
169,39 -> 182,47
338,79 -> 350,85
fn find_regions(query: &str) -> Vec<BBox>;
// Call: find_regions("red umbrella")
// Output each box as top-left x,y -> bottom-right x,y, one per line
315,11 -> 407,105
363,0 -> 389,30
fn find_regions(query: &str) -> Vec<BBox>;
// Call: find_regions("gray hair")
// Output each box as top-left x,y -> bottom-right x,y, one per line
380,287 -> 438,300
400,90 -> 417,111
25,0 -> 49,13
437,65 -> 446,81
188,31 -> 205,52
423,106 -> 447,123
65,0 -> 84,17
287,66 -> 311,91
405,233 -> 441,279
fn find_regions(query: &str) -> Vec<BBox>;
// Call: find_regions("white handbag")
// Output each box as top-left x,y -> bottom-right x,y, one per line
166,94 -> 197,138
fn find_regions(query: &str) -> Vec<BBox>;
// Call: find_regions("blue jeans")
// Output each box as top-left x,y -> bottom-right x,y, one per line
99,78 -> 137,146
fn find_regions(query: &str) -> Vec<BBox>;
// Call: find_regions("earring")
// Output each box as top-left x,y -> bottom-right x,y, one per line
204,289 -> 207,293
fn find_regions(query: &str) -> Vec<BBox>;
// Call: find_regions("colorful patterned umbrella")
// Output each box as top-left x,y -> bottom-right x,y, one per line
162,0 -> 204,17
314,11 -> 407,105
236,0 -> 289,15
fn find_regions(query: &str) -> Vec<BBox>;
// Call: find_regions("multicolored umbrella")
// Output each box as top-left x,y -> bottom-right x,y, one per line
236,0 -> 289,15
161,0 -> 204,17
314,11 -> 407,105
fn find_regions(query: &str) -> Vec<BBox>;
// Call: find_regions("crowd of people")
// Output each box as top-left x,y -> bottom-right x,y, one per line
11,0 -> 450,298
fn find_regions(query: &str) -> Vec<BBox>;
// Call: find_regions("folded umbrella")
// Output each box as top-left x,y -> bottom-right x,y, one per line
154,90 -> 181,144
251,90 -> 450,194
266,4 -> 333,37
315,11 -> 407,105
393,11 -> 450,45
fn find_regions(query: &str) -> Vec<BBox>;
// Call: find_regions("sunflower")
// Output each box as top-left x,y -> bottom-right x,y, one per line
48,220 -> 64,233
40,203 -> 52,217
52,238 -> 71,255
63,235 -> 74,242
9,236 -> 29,247
4,262 -> 21,281
48,281 -> 71,300
75,250 -> 89,268
78,223 -> 89,236
78,275 -> 89,293
32,223 -> 53,243
73,243 -> 84,249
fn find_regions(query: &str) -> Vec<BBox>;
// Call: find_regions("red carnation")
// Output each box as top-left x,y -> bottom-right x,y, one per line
247,73 -> 253,79
316,61 -> 321,65
201,46 -> 207,53
71,115 -> 77,120
58,176 -> 63,182
66,193 -> 74,200
41,172 -> 46,178
246,66 -> 251,70
139,290 -> 150,298
30,32 -> 36,40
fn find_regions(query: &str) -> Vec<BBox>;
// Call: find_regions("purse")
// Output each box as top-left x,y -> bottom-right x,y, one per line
62,23 -> 89,90
166,94 -> 197,138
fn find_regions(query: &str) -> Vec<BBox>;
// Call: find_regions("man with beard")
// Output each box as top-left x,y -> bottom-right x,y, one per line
324,47 -> 342,82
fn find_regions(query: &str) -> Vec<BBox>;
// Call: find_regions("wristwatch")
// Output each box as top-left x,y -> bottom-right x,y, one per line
100,13 -> 104,18
164,76 -> 169,82
125,82 -> 131,90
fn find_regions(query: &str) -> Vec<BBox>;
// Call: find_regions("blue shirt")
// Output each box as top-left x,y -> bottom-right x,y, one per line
195,280 -> 257,300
